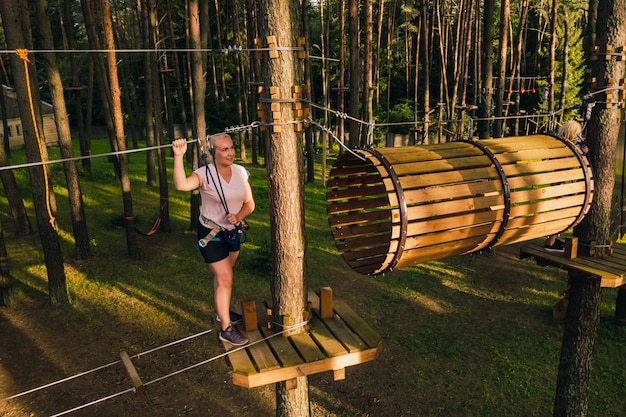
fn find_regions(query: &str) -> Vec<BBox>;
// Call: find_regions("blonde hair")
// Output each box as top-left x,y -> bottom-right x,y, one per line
557,120 -> 583,143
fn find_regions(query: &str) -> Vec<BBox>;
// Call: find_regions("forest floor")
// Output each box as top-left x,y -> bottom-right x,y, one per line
2,238 -> 626,417
1,144 -> 626,416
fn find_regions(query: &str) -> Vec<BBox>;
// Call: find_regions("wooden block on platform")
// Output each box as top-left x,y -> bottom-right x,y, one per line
565,237 -> 578,259
319,287 -> 333,319
242,300 -> 258,332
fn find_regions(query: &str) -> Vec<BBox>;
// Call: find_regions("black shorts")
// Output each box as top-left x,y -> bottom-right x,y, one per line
197,223 -> 240,263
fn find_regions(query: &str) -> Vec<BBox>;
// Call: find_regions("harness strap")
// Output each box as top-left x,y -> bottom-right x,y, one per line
198,215 -> 224,248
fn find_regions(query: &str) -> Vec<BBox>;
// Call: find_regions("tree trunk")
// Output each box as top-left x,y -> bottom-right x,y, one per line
493,0 -> 509,137
419,0 -> 430,141
35,0 -> 91,260
0,0 -> 70,305
0,220 -> 14,306
478,0 -> 494,138
0,141 -> 32,236
139,0 -> 157,187
360,0 -> 372,147
258,0 -> 309,414
557,0 -> 626,415
347,0 -> 360,148
547,0 -> 557,112
62,0 -> 90,173
189,0 -> 206,231
149,0 -> 171,233
101,0 -> 139,258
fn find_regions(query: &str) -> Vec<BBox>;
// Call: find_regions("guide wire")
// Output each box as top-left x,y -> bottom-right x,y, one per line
2,319 -> 310,416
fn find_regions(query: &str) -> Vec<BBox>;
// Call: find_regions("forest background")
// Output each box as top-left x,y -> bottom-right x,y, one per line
0,0 -> 625,416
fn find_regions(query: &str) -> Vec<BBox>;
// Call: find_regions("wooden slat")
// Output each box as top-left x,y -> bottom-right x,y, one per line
311,308 -> 367,353
509,182 -> 587,204
404,194 -> 504,220
494,146 -> 574,163
404,223 -> 498,249
406,211 -> 501,236
396,180 -> 502,206
326,184 -> 388,201
258,326 -> 304,368
328,209 -> 391,228
326,173 -> 382,189
507,169 -> 586,189
244,329 -> 281,372
332,221 -> 391,240
506,208 -> 580,228
335,233 -> 393,252
509,195 -> 585,218
398,166 -> 500,189
392,155 -> 493,176
332,299 -> 382,349
501,157 -> 583,176
327,196 -> 391,215
290,330 -> 330,362
222,340 -> 257,376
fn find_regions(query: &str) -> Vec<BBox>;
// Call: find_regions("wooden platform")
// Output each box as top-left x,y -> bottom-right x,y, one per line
520,240 -> 626,288
222,288 -> 383,388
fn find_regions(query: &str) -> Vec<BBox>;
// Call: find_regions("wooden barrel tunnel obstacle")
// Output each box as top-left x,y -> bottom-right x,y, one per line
222,287 -> 382,389
327,134 -> 594,275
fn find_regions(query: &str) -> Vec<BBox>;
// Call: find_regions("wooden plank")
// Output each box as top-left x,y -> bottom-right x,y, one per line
507,169 -> 586,189
222,340 -> 258,377
332,221 -> 391,240
392,155 -> 493,176
404,194 -> 504,219
327,196 -> 391,215
332,299 -> 382,349
509,182 -> 587,204
339,245 -> 390,262
495,146 -> 573,163
397,180 -> 502,206
326,184 -> 388,201
328,209 -> 392,228
404,223 -> 497,248
312,308 -> 368,353
308,316 -> 349,358
399,166 -> 499,189
406,211 -> 500,236
290,331 -> 327,362
335,233 -> 392,252
509,195 -> 585,217
119,350 -> 145,395
501,157 -> 582,176
258,326 -> 304,368
245,329 -> 281,372
326,173 -> 382,189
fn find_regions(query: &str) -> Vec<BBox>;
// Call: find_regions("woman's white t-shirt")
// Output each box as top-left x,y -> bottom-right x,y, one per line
194,163 -> 249,231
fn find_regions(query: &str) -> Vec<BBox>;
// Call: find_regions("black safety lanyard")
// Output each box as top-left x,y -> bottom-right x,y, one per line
205,163 -> 230,215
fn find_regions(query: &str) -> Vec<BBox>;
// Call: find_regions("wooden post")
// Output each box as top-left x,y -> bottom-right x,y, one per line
242,300 -> 258,332
319,287 -> 333,319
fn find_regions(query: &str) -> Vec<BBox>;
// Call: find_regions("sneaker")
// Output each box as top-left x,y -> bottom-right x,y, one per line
219,324 -> 249,346
216,311 -> 243,325
545,240 -> 565,253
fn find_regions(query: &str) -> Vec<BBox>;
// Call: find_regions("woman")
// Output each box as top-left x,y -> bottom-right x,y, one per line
172,134 -> 255,346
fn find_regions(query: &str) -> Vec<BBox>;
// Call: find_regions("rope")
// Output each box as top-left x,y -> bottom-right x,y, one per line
16,49 -> 56,228
0,327 -> 216,403
1,46 -> 304,55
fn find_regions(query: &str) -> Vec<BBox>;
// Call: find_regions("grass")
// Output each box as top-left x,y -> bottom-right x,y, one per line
1,138 -> 626,416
